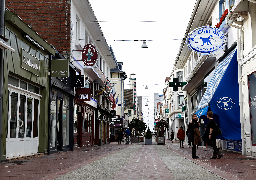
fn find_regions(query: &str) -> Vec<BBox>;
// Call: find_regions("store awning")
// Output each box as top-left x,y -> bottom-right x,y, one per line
195,48 -> 237,115
195,48 -> 241,140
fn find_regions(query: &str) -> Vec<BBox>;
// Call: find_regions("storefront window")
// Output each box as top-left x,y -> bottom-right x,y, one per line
50,89 -> 57,148
8,76 -> 19,87
10,92 -> 18,138
63,95 -> 69,146
26,98 -> 33,137
19,95 -> 26,138
249,73 -> 256,145
33,99 -> 39,138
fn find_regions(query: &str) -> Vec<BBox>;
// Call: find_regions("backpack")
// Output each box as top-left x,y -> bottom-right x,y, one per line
215,124 -> 222,136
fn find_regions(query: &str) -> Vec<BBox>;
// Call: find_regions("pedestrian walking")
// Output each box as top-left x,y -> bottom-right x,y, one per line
177,126 -> 185,148
117,129 -> 123,144
171,130 -> 174,143
206,111 -> 223,159
125,128 -> 131,144
188,114 -> 201,159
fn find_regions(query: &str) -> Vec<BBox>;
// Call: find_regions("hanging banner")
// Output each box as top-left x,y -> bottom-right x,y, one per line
76,88 -> 91,101
51,59 -> 69,77
186,26 -> 225,54
82,44 -> 97,66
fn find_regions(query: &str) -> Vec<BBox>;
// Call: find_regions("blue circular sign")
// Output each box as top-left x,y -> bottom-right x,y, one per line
186,26 -> 225,54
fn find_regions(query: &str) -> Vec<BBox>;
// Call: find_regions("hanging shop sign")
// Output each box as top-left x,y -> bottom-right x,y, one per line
70,75 -> 84,87
76,88 -> 91,101
51,59 -> 69,77
21,48 -> 40,76
165,109 -> 169,113
169,78 -> 187,91
82,44 -> 97,66
186,26 -> 225,54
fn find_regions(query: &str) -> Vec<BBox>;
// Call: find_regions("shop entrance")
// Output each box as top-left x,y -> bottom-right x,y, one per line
6,84 -> 40,158
50,90 -> 70,151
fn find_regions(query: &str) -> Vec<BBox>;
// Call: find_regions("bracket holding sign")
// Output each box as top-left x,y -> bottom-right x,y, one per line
169,78 -> 187,91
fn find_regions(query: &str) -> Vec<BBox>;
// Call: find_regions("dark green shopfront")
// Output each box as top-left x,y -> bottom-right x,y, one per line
0,10 -> 55,161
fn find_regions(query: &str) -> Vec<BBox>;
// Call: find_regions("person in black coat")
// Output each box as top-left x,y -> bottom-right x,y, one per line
170,130 -> 174,143
117,129 -> 123,144
206,111 -> 223,159
188,114 -> 200,159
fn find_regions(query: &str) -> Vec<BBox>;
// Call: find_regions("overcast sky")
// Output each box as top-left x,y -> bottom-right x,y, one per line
89,0 -> 197,97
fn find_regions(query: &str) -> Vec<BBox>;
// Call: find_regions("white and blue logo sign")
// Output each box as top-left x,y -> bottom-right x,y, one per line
186,26 -> 225,54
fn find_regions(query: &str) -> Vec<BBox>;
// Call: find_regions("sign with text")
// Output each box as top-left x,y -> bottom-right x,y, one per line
82,44 -> 97,66
70,75 -> 84,87
21,48 -> 40,76
76,88 -> 91,101
186,26 -> 225,54
51,59 -> 69,77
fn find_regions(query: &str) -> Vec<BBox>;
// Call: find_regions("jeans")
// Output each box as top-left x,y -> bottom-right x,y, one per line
180,140 -> 184,147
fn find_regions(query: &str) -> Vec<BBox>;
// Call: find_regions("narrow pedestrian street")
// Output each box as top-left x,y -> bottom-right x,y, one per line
1,137 -> 255,180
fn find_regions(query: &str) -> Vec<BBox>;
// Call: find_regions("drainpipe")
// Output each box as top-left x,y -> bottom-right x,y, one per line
0,0 -> 5,160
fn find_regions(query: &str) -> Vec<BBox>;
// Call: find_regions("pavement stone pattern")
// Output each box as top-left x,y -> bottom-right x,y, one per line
165,140 -> 256,180
156,145 -> 222,180
1,139 -> 256,180
0,144 -> 128,180
114,145 -> 174,180
55,145 -> 140,180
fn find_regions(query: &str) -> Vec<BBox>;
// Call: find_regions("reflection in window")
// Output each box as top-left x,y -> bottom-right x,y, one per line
10,93 -> 18,138
33,99 -> 39,138
19,95 -> 26,138
249,73 -> 256,144
50,89 -> 57,148
26,98 -> 33,137
63,96 -> 69,146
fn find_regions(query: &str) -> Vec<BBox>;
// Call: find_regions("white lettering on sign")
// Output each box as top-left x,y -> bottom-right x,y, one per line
23,55 -> 39,70
78,94 -> 89,100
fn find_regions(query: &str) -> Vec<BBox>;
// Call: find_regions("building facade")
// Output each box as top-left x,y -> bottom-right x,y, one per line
1,10 -> 55,160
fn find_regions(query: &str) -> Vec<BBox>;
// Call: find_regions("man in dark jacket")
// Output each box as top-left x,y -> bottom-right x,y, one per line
188,114 -> 200,159
207,111 -> 223,159
117,129 -> 123,144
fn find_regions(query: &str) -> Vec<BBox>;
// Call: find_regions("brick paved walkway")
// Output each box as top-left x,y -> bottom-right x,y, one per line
114,145 -> 174,180
165,140 -> 256,180
0,143 -> 127,180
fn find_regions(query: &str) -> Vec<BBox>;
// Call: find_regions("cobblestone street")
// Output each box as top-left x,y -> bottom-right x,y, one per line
2,137 -> 256,180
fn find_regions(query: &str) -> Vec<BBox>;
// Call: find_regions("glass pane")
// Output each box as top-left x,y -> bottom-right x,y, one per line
33,99 -> 39,138
28,84 -> 39,94
7,91 -> 9,138
26,98 -> 33,137
8,76 -> 19,87
50,90 -> 57,148
249,73 -> 256,144
19,95 -> 26,138
10,93 -> 18,138
63,96 -> 69,146
20,80 -> 27,90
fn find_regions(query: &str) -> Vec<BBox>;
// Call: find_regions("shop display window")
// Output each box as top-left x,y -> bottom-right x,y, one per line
249,72 -> 256,145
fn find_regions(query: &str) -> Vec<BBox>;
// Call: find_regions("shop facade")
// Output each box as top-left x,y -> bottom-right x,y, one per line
49,64 -> 75,153
1,10 -> 55,160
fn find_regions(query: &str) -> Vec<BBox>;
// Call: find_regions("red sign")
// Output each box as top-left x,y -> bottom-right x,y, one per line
76,88 -> 91,101
82,44 -> 97,66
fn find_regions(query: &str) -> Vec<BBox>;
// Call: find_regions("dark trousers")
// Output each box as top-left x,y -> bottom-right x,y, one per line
118,137 -> 122,144
209,138 -> 218,156
192,144 -> 197,158
180,140 -> 184,147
